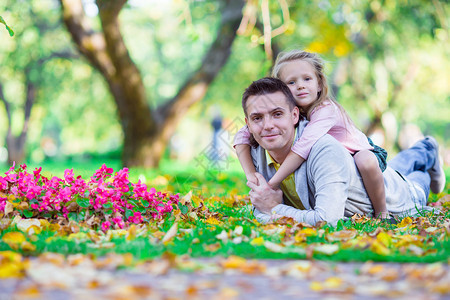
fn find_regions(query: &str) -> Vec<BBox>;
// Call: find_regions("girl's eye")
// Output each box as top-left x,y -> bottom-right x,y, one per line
287,80 -> 295,85
305,77 -> 311,81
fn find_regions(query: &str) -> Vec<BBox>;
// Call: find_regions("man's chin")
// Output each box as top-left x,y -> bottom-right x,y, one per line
256,140 -> 279,151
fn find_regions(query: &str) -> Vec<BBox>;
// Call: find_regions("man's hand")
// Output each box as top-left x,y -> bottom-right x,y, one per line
247,173 -> 283,214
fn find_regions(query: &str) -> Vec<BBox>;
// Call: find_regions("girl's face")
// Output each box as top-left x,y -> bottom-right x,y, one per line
279,59 -> 321,109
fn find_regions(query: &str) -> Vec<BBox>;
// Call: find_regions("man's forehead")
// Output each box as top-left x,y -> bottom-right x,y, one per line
246,92 -> 289,113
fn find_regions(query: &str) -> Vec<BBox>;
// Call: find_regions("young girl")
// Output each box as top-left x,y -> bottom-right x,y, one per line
235,49 -> 389,219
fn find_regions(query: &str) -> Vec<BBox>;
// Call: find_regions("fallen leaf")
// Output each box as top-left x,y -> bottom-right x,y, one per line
221,256 -> 246,269
2,232 -> 26,247
161,222 -> 178,244
326,229 -> 357,242
264,241 -> 285,253
313,244 -> 339,255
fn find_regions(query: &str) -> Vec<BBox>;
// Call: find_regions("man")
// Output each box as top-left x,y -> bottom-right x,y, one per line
242,77 -> 445,226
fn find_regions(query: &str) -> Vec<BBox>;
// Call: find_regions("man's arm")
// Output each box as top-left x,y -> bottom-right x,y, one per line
259,136 -> 351,226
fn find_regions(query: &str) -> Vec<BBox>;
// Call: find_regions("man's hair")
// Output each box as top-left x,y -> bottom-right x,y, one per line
242,77 -> 297,117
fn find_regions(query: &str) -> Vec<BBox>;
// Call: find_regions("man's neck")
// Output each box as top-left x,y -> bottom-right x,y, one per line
268,134 -> 295,164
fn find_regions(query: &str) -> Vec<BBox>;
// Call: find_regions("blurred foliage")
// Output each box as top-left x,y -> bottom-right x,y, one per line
0,0 -> 448,166
0,15 -> 14,36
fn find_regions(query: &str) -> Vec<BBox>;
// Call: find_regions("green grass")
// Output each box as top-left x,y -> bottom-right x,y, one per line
0,158 -> 449,263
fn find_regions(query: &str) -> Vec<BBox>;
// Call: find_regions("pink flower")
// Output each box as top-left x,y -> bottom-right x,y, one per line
101,221 -> 111,231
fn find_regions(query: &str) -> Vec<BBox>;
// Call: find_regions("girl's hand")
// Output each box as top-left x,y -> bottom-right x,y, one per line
268,178 -> 281,189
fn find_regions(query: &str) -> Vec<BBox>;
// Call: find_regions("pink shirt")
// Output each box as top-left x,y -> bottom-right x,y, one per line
234,101 -> 373,159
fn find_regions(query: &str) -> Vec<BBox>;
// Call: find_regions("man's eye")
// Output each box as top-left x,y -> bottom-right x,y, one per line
274,112 -> 282,117
252,116 -> 261,122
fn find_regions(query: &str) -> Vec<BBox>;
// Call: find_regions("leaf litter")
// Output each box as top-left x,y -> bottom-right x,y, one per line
0,165 -> 449,298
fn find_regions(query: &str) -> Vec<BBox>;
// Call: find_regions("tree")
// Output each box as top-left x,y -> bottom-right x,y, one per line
59,0 -> 245,168
0,2 -> 76,165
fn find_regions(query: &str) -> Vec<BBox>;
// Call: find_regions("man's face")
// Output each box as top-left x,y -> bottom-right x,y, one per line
245,91 -> 299,153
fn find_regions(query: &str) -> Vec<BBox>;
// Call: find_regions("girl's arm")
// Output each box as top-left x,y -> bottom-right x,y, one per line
291,102 -> 339,161
269,103 -> 339,187
268,151 -> 305,188
234,125 -> 257,184
235,144 -> 257,184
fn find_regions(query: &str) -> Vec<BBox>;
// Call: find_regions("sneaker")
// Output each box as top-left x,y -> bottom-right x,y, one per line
425,136 -> 446,194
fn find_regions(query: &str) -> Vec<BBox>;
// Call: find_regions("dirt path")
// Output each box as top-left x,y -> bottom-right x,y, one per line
1,256 -> 449,299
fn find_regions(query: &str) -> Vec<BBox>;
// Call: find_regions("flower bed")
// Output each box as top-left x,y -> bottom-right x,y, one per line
0,164 -> 179,231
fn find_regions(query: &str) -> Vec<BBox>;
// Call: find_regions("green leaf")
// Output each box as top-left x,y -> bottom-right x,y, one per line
68,212 -> 78,221
141,199 -> 149,207
178,203 -> 189,215
125,209 -> 133,219
0,16 -> 14,36
22,209 -> 33,218
103,202 -> 112,209
105,209 -> 113,215
76,198 -> 90,208
128,199 -> 139,207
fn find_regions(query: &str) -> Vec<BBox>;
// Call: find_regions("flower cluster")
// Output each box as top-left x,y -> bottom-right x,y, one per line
0,163 -> 179,230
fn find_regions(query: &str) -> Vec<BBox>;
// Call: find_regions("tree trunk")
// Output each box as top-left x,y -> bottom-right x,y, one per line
60,0 -> 244,167
0,79 -> 36,166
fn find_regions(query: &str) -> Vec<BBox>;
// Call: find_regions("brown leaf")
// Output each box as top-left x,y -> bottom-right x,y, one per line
326,229 -> 357,242
161,222 -> 178,244
4,202 -> 13,216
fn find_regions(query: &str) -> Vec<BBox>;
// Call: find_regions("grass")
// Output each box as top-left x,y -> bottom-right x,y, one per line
0,157 -> 449,263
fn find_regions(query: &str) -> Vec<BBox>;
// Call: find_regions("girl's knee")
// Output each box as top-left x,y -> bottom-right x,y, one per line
355,151 -> 379,172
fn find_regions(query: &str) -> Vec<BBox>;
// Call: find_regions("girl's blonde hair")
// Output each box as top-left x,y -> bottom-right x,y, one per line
272,49 -> 349,121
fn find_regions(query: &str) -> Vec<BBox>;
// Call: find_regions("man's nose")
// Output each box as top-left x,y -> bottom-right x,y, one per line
263,117 -> 274,129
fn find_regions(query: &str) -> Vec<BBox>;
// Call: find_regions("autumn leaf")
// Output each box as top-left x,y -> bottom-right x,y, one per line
326,229 -> 357,242
398,216 -> 414,228
161,222 -> 178,244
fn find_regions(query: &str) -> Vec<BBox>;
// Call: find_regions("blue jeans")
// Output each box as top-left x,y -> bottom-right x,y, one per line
388,138 -> 435,205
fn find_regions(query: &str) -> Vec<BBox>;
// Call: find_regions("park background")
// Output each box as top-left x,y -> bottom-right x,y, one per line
1,2 -> 450,297
0,0 -> 449,189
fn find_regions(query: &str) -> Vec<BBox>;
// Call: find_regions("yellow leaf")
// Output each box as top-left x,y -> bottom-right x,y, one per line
250,237 -> 265,246
324,277 -> 344,288
0,250 -> 21,260
205,217 -> 222,225
299,228 -> 317,237
398,217 -> 413,228
370,240 -> 391,256
127,224 -> 137,241
2,232 -> 26,245
221,256 -> 246,269
14,285 -> 41,297
192,195 -> 203,207
310,281 -> 323,291
0,262 -> 24,278
376,231 -> 392,248
39,219 -> 50,228
20,241 -> 36,252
